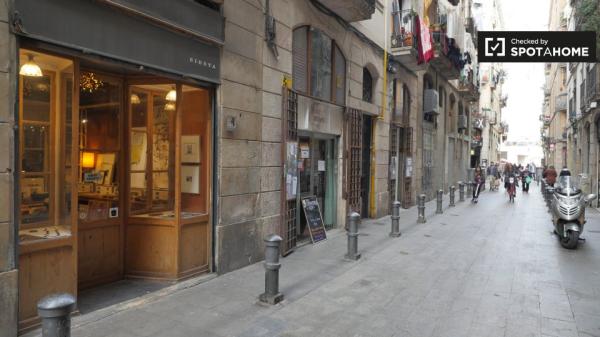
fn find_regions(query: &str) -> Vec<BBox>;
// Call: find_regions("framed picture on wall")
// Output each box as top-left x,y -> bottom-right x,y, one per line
181,165 -> 200,194
181,135 -> 201,163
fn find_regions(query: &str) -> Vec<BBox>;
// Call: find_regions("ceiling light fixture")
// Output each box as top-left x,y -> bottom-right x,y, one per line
164,102 -> 176,111
165,87 -> 177,102
130,93 -> 141,105
20,54 -> 43,77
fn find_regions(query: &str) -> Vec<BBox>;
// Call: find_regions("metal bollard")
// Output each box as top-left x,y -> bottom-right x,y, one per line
459,182 -> 465,202
345,212 -> 361,260
417,194 -> 426,223
37,293 -> 76,337
436,189 -> 443,214
449,185 -> 456,207
259,234 -> 284,304
467,181 -> 473,196
389,201 -> 401,238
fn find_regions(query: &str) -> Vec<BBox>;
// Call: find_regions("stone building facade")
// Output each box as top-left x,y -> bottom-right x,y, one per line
0,0 -> 484,334
216,0 -> 390,271
0,0 -> 18,334
542,0 -> 569,170
562,0 -> 600,200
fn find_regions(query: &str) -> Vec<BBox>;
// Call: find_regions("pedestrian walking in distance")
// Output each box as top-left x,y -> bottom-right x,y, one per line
472,166 -> 483,203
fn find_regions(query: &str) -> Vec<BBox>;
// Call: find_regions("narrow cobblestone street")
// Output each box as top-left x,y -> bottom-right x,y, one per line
22,185 -> 600,337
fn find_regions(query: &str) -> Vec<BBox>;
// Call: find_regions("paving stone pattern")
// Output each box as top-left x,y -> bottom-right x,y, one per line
26,186 -> 600,337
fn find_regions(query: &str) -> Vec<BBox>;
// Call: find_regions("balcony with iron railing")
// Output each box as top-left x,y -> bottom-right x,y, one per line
464,16 -> 477,45
555,93 -> 567,112
500,95 -> 508,108
318,0 -> 376,22
427,0 -> 464,80
390,9 -> 426,71
458,68 -> 479,101
430,28 -> 462,80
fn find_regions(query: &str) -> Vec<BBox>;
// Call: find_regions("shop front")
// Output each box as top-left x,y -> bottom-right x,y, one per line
12,0 -> 221,332
295,95 -> 342,242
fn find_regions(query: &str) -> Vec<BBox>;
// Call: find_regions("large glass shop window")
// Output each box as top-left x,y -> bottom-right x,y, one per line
180,85 -> 210,217
18,50 -> 74,241
78,73 -> 121,223
129,84 -> 175,217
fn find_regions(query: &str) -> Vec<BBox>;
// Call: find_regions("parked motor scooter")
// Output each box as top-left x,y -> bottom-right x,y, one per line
551,175 -> 596,249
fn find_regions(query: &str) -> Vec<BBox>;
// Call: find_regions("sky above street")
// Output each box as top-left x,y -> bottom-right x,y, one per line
499,0 -> 550,142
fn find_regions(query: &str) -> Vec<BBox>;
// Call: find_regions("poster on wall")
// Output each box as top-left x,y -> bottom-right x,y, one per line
317,160 -> 326,172
130,130 -> 147,171
181,165 -> 200,194
181,135 -> 201,163
300,144 -> 310,159
390,156 -> 398,177
405,157 -> 413,178
301,196 -> 327,244
285,141 -> 298,200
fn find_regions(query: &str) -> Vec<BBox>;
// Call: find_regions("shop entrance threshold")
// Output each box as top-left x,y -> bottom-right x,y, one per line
78,279 -> 170,314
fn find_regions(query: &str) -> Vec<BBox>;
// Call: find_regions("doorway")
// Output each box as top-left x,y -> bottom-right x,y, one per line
297,135 -> 337,241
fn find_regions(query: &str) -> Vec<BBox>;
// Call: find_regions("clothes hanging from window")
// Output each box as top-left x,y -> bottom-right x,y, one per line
416,16 -> 433,65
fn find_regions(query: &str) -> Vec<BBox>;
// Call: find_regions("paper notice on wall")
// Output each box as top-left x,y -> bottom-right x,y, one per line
318,160 -> 326,172
292,177 -> 298,195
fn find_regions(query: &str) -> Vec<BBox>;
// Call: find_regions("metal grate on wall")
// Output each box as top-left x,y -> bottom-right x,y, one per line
345,108 -> 363,214
281,88 -> 298,255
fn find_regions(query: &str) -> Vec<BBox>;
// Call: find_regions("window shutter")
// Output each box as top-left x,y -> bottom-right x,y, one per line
292,27 -> 308,93
334,45 -> 346,105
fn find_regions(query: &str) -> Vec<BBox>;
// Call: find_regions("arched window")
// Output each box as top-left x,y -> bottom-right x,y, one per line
362,67 -> 373,103
292,26 -> 346,104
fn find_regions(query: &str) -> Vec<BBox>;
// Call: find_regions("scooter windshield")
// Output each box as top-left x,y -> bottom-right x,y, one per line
556,176 -> 581,196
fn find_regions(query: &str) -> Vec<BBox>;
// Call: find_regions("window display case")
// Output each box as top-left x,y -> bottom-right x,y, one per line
125,84 -> 211,280
17,49 -> 214,331
17,49 -> 78,330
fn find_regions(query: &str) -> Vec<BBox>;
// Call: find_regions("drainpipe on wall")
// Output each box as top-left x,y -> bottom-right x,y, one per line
370,2 -> 390,218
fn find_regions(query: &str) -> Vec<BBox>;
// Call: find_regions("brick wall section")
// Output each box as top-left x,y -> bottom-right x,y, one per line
0,0 -> 18,335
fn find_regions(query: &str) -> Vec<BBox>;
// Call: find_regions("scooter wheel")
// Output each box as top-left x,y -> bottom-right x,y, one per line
560,231 -> 579,249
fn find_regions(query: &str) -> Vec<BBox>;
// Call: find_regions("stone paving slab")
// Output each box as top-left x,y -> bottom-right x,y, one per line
23,186 -> 600,337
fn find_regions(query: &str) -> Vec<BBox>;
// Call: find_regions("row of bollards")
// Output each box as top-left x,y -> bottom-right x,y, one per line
36,181 -> 470,336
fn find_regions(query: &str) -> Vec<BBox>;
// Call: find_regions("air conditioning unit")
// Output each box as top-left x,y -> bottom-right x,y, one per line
423,89 -> 439,114
458,114 -> 468,130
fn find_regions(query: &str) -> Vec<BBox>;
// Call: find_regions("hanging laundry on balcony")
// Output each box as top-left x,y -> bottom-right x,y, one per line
416,16 -> 433,64
423,0 -> 433,26
442,2 -> 460,40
